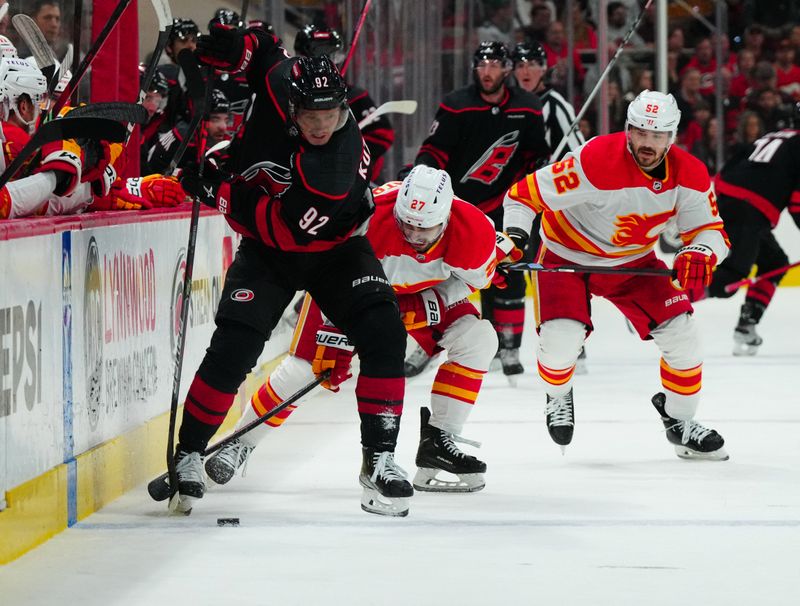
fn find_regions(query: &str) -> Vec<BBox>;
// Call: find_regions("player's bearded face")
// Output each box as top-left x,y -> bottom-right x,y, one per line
397,221 -> 445,252
295,107 -> 342,145
628,126 -> 671,170
475,60 -> 509,94
513,61 -> 545,92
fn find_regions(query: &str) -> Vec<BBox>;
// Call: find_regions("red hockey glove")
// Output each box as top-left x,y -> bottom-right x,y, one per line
35,140 -> 82,196
196,24 -> 258,72
90,175 -> 187,211
492,231 -> 525,289
673,244 -> 717,291
311,326 -> 354,392
397,290 -> 443,331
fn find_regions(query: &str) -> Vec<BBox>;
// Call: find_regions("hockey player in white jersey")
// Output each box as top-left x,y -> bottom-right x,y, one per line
502,90 -> 730,460
204,167 -> 505,514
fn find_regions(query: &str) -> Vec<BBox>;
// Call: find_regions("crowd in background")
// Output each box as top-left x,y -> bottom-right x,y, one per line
471,0 -> 800,174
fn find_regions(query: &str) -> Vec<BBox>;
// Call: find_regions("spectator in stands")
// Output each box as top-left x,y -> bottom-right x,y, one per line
523,3 -> 553,44
542,20 -> 585,92
606,2 -> 645,49
690,116 -> 721,175
789,24 -> 800,61
683,37 -> 717,98
682,98 -> 712,152
674,67 -> 702,133
606,79 -> 626,132
624,67 -> 653,102
729,110 -> 764,156
750,87 -> 792,132
668,26 -> 689,72
578,116 -> 594,140
478,0 -> 515,47
743,24 -> 766,62
568,0 -> 597,52
774,38 -> 800,100
729,49 -> 757,100
667,50 -> 681,91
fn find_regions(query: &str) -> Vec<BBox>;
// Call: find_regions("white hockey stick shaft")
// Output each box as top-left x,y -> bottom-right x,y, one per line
358,100 -> 417,129
551,0 -> 654,160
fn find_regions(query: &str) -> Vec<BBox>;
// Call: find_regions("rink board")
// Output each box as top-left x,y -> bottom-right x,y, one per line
0,210 -> 294,563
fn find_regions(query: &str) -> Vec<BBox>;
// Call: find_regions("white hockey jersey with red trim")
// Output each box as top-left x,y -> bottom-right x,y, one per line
503,131 -> 729,266
368,181 -> 497,304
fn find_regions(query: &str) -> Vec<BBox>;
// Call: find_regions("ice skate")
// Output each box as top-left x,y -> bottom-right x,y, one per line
205,438 -> 256,485
733,324 -> 762,356
499,347 -> 524,386
651,393 -> 729,461
413,407 -> 486,493
404,344 -> 436,378
574,346 -> 588,375
545,388 -> 574,452
359,448 -> 413,517
170,449 -> 206,514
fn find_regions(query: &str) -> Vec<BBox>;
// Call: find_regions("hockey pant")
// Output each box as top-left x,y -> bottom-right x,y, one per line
177,236 -> 406,454
708,196 -> 788,315
235,296 -> 497,446
533,249 -> 703,421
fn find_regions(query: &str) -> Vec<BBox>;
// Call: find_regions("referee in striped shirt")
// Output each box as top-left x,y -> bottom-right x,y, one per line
511,41 -> 585,161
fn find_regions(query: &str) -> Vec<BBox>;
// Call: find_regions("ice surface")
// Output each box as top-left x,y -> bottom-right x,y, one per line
1,292 -> 798,605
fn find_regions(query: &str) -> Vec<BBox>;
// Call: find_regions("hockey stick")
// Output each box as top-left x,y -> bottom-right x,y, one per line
551,0 -> 654,160
358,100 -> 418,129
0,117 -> 127,190
148,372 -> 328,502
66,101 -> 149,124
164,51 -> 212,510
0,4 -> 7,23
11,14 -> 58,86
46,0 -> 135,120
723,260 -> 800,293
341,0 -> 373,77
241,0 -> 250,22
70,0 -> 82,104
507,261 -> 674,278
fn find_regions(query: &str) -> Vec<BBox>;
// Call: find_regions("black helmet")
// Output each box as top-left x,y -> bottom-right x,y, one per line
209,8 -> 243,31
140,63 -> 169,96
208,88 -> 231,115
286,55 -> 347,113
472,41 -> 511,69
294,24 -> 343,58
169,18 -> 199,43
511,41 -> 547,67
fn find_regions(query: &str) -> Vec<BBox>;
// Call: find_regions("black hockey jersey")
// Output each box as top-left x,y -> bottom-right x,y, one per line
415,84 -> 548,213
715,129 -> 800,228
222,30 -> 374,252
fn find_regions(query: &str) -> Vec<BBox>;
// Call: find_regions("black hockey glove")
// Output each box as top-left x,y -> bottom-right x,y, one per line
196,24 -> 258,72
505,226 -> 530,251
180,159 -> 234,213
396,163 -> 413,181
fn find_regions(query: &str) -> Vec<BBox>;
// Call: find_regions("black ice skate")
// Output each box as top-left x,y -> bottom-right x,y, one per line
545,388 -> 574,452
413,407 -> 486,493
205,438 -> 256,485
733,301 -> 764,357
499,347 -> 524,386
404,344 -> 437,378
574,346 -> 588,375
171,448 -> 206,514
651,393 -> 729,461
359,448 -> 414,517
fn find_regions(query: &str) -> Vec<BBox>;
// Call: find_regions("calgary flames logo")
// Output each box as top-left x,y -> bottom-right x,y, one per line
611,210 -> 674,247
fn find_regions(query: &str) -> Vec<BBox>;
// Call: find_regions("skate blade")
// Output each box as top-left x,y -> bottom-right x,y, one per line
732,345 -> 759,357
674,445 -> 730,461
413,468 -> 485,493
506,374 -> 519,388
574,360 -> 588,375
168,493 -> 195,515
360,487 -> 410,517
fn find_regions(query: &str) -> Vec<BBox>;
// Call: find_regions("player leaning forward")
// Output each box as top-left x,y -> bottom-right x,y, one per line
503,91 -> 729,460
172,25 -> 410,514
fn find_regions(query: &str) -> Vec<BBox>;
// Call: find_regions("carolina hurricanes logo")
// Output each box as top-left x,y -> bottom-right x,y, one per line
241,161 -> 292,196
611,210 -> 674,247
231,289 -> 255,302
462,130 -> 520,185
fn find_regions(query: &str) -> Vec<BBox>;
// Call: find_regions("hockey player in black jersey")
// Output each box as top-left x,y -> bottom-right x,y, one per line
207,8 -> 251,134
171,26 -> 411,516
294,24 -> 395,183
707,120 -> 800,356
157,18 -> 200,128
411,41 -> 549,382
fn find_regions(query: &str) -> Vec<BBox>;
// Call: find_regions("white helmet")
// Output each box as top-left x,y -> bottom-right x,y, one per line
626,90 -> 681,137
0,57 -> 47,124
395,166 -> 454,229
0,36 -> 17,59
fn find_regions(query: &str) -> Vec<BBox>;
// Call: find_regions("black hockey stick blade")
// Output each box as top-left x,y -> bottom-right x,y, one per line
67,102 -> 149,125
0,117 -> 127,190
147,373 -> 328,502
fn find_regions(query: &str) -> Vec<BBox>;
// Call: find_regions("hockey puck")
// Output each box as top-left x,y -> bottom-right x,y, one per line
217,517 -> 240,527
